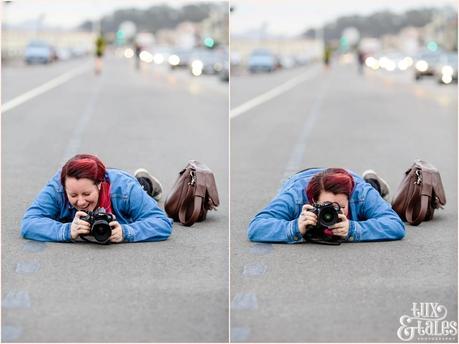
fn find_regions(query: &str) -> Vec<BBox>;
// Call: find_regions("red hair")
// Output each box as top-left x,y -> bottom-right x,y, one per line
306,168 -> 355,203
61,154 -> 112,213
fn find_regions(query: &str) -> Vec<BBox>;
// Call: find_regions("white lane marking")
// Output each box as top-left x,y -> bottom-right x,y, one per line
282,79 -> 329,180
1,64 -> 90,113
230,67 -> 320,119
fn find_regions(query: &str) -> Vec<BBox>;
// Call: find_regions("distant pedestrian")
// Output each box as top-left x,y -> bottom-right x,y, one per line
21,154 -> 172,243
323,44 -> 332,69
248,168 -> 405,244
357,49 -> 366,74
134,42 -> 142,70
95,32 -> 106,75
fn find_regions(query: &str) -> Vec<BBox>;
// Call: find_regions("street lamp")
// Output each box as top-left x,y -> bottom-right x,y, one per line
3,0 -> 14,61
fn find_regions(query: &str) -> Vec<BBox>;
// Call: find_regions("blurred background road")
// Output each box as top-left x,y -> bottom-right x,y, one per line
2,1 -> 229,342
230,0 -> 457,342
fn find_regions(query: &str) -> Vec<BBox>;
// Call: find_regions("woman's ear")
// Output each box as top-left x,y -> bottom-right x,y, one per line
97,183 -> 102,191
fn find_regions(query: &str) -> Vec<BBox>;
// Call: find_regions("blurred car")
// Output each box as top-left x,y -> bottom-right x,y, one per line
189,48 -> 227,76
378,52 -> 413,72
219,60 -> 229,82
434,53 -> 457,85
24,40 -> 56,64
414,51 -> 441,80
168,48 -> 193,69
56,47 -> 72,61
150,45 -> 171,65
279,55 -> 296,69
69,46 -> 89,58
248,49 -> 278,73
294,54 -> 309,66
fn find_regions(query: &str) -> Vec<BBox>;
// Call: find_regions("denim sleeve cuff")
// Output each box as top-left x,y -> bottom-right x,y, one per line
347,221 -> 362,241
347,221 -> 356,242
288,219 -> 304,244
122,224 -> 134,242
63,223 -> 72,241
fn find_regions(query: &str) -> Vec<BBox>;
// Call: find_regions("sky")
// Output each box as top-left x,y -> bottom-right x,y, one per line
1,0 -> 227,29
1,0 -> 457,33
231,0 -> 458,36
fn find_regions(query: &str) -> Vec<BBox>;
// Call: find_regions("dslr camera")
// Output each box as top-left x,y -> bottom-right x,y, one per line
304,201 -> 343,245
80,207 -> 114,243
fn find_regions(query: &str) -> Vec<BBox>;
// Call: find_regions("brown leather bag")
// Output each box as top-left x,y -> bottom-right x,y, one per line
391,160 -> 446,226
165,160 -> 220,226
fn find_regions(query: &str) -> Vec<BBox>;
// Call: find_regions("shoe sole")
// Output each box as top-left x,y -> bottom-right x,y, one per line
362,169 -> 390,201
134,168 -> 163,201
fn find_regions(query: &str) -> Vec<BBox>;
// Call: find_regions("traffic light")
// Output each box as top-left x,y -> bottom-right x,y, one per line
203,37 -> 215,48
427,41 -> 438,52
339,37 -> 349,51
116,30 -> 125,45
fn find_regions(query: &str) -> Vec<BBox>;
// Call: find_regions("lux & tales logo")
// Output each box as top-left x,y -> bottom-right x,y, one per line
397,303 -> 457,341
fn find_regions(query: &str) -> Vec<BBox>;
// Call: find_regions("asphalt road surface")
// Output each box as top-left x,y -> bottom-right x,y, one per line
2,52 -> 228,342
230,62 -> 457,342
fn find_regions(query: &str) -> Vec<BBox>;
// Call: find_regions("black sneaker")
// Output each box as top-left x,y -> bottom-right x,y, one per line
134,168 -> 163,201
362,169 -> 390,201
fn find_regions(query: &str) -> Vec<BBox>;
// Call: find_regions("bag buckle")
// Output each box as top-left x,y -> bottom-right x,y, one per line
414,169 -> 422,185
188,170 -> 196,186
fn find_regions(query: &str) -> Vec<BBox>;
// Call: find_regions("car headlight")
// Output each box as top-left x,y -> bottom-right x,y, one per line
139,51 -> 153,63
153,53 -> 164,64
442,74 -> 453,84
124,48 -> 134,58
365,56 -> 379,70
415,60 -> 428,72
442,65 -> 454,75
168,55 -> 180,66
191,60 -> 204,69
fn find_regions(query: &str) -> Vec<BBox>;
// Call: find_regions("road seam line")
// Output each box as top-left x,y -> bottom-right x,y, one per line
282,78 -> 329,180
60,76 -> 104,165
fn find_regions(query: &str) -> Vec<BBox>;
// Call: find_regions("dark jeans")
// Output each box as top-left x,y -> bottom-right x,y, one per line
365,178 -> 382,195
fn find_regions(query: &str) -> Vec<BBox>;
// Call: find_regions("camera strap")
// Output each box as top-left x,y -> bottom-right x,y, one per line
303,230 -> 343,245
305,236 -> 343,245
79,235 -> 110,245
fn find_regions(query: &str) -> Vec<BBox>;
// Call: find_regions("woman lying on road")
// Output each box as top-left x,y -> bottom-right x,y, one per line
21,154 -> 173,243
248,168 -> 405,244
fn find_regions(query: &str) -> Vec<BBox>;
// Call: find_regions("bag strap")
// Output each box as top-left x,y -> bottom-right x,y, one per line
178,188 -> 203,226
405,194 -> 429,226
405,171 -> 433,226
178,171 -> 207,226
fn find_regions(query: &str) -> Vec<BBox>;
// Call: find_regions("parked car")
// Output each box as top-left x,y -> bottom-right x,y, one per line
414,51 -> 441,80
434,53 -> 458,85
150,45 -> 171,65
168,48 -> 193,69
189,48 -> 227,76
248,49 -> 278,73
24,40 -> 56,64
219,60 -> 229,82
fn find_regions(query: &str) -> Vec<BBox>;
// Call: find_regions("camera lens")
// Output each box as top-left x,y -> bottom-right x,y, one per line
91,220 -> 111,242
318,207 -> 338,227
323,212 -> 334,222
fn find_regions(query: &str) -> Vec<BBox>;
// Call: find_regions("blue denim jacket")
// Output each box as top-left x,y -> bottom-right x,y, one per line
21,169 -> 173,242
248,168 -> 405,243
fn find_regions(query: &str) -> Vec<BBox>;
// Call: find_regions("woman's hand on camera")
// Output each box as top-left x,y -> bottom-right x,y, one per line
330,214 -> 349,238
109,220 -> 124,243
70,211 -> 91,240
298,204 -> 317,235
